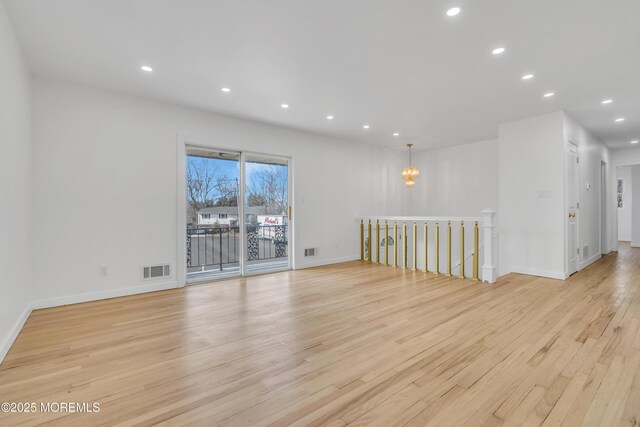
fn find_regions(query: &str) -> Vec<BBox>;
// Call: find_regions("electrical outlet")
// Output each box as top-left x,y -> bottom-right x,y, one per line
99,265 -> 109,277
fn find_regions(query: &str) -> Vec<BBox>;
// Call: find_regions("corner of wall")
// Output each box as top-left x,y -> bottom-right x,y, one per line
0,0 -> 35,365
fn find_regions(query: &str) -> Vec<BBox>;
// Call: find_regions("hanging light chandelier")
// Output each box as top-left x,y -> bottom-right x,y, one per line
401,143 -> 419,188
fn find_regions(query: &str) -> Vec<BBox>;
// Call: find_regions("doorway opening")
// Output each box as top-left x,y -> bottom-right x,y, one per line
616,165 -> 637,250
183,146 -> 291,284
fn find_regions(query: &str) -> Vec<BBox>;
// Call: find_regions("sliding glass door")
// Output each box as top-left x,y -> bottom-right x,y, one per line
185,148 -> 241,281
185,147 -> 291,283
243,154 -> 290,274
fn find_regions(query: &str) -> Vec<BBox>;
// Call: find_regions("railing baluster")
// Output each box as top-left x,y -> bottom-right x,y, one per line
435,222 -> 440,274
447,221 -> 452,276
368,220 -> 372,263
424,221 -> 428,273
198,229 -> 202,271
459,221 -> 465,279
219,229 -> 223,271
473,221 -> 479,280
393,221 -> 398,267
412,221 -> 417,271
360,219 -> 364,261
385,220 -> 389,266
402,221 -> 407,269
376,220 -> 380,264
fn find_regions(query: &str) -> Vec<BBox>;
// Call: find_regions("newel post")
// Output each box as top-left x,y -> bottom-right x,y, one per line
481,209 -> 497,284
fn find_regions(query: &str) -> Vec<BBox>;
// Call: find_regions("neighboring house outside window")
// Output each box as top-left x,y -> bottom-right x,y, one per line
202,214 -> 211,219
219,214 -> 228,219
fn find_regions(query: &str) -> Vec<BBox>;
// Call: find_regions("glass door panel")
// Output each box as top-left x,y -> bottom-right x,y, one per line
185,148 -> 240,282
243,154 -> 290,273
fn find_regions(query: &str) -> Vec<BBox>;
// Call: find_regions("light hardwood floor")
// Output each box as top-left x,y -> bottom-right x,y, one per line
1,244 -> 639,426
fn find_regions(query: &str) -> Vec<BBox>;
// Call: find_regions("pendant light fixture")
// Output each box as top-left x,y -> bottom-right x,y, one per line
401,143 -> 419,188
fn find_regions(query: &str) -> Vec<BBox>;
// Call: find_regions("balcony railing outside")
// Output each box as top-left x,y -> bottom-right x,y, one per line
187,224 -> 288,275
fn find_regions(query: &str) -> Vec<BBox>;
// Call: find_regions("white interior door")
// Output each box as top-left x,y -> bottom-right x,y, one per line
567,143 -> 579,275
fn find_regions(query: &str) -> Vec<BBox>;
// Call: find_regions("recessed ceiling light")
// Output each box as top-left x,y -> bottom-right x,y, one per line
543,92 -> 555,98
446,7 -> 461,16
326,115 -> 334,120
492,47 -> 505,55
522,74 -> 534,80
393,132 -> 400,137
221,87 -> 231,93
631,140 -> 639,144
140,65 -> 153,72
281,104 -> 289,109
363,124 -> 370,129
615,118 -> 625,122
601,99 -> 613,104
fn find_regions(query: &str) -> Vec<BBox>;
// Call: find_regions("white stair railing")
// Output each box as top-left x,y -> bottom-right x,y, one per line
358,209 -> 497,284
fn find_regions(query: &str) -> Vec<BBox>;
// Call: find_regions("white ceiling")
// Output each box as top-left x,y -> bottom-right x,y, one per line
4,0 -> 640,150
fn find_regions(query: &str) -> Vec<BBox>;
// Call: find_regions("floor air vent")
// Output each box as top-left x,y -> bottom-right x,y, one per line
143,264 -> 171,280
304,248 -> 318,257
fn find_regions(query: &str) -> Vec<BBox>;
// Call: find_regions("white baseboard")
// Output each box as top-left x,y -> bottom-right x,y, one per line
0,303 -> 32,365
580,253 -> 602,270
0,280 -> 178,365
510,266 -> 566,280
31,280 -> 178,310
298,255 -> 360,269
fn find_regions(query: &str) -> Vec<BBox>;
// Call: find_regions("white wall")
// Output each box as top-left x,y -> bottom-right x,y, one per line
499,112 -> 566,279
31,77 -> 408,304
613,147 -> 640,166
632,166 -> 640,247
0,2 -> 33,361
617,166 -> 632,241
409,139 -> 499,216
404,139 -> 499,277
564,113 -> 611,267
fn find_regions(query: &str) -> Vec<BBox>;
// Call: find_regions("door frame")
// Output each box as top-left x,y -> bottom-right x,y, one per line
176,135 -> 294,287
600,160 -> 607,255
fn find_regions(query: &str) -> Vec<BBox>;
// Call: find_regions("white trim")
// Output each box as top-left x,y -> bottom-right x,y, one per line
298,255 -> 360,269
177,135 -> 295,283
359,216 -> 482,222
580,253 -> 602,270
31,281 -> 178,310
288,157 -> 296,270
239,151 -> 247,275
243,265 -> 291,277
0,304 -> 32,365
1,281 -> 178,365
176,136 -> 187,288
185,271 -> 241,285
511,266 -> 566,280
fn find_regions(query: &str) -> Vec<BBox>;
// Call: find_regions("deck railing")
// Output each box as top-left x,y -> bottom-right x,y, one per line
187,224 -> 288,274
359,210 -> 497,283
